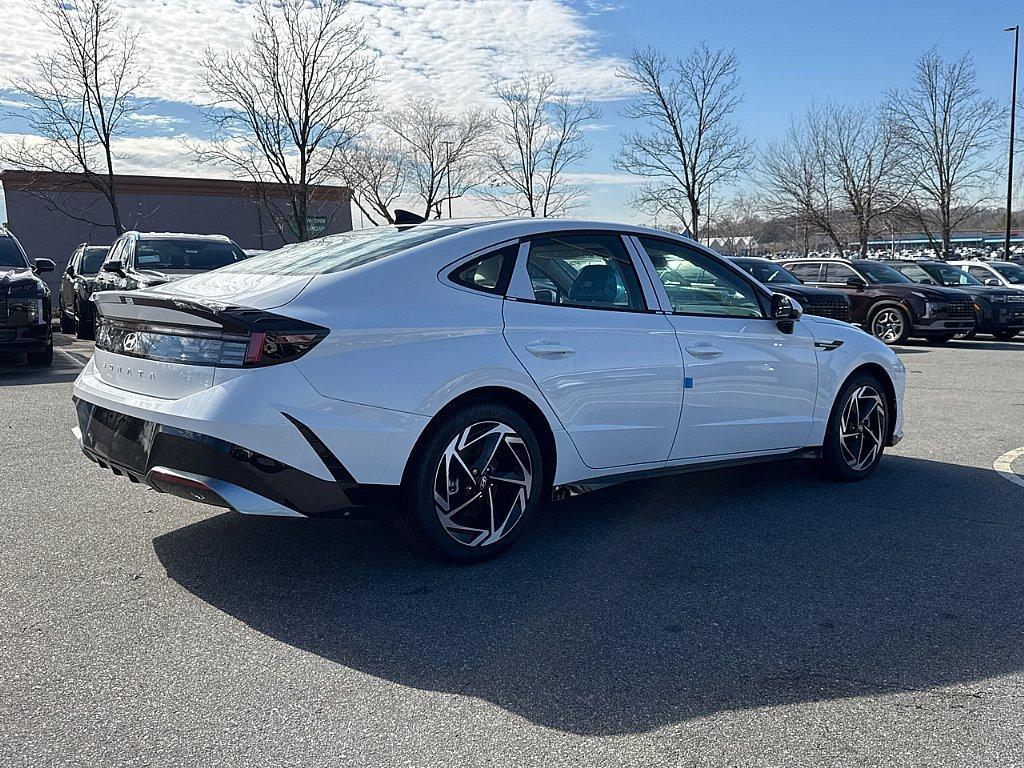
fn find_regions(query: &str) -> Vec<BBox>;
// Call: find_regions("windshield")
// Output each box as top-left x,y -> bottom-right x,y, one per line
134,239 -> 247,272
993,263 -> 1024,284
857,262 -> 911,284
0,237 -> 29,269
926,263 -> 981,286
80,246 -> 109,275
736,260 -> 801,285
217,225 -> 464,276
896,264 -> 938,285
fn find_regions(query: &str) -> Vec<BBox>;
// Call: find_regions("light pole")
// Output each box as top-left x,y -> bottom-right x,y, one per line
443,140 -> 454,219
1005,25 -> 1019,260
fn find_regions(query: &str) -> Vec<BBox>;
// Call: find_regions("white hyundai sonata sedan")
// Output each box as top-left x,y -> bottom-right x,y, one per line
73,220 -> 905,561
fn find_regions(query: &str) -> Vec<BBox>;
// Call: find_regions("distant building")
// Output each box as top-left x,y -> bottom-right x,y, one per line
0,170 -> 352,290
856,231 -> 1024,250
702,235 -> 760,256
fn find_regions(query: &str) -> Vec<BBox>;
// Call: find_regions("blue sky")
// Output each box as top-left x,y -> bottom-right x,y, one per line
1,0 -> 1019,224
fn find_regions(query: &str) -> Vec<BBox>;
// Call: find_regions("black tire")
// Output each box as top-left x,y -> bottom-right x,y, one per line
867,305 -> 910,345
923,333 -> 956,345
808,372 -> 889,482
59,301 -> 75,333
27,342 -> 54,366
76,302 -> 95,340
396,401 -> 544,563
993,329 -> 1019,342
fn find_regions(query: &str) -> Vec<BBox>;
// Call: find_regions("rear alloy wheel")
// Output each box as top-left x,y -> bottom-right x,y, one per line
809,373 -> 888,481
397,403 -> 543,562
993,330 -> 1019,342
869,306 -> 909,345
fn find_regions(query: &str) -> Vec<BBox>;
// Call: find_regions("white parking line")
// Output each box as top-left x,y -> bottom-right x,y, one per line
994,447 -> 1024,489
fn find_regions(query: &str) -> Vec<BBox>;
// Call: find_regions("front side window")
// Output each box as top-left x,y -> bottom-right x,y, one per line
993,263 -> 1024,285
449,244 -> 517,295
925,263 -> 980,286
737,261 -> 801,285
638,237 -> 762,318
79,247 -> 110,275
823,263 -> 859,283
525,234 -> 645,311
857,262 -> 911,284
966,265 -> 995,282
786,262 -> 822,282
134,239 -> 246,271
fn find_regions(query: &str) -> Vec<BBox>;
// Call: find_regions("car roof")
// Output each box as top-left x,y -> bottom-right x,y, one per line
127,231 -> 233,242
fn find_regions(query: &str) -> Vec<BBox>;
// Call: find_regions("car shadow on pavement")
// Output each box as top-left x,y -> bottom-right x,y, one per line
153,455 -> 1024,736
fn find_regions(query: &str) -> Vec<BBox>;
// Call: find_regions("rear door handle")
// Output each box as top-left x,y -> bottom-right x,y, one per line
684,343 -> 724,359
525,341 -> 575,359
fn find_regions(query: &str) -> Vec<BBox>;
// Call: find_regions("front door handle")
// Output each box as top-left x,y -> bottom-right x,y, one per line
525,341 -> 575,359
684,343 -> 724,359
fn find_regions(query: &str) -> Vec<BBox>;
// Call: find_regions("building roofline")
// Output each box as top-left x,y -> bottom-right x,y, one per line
0,170 -> 351,202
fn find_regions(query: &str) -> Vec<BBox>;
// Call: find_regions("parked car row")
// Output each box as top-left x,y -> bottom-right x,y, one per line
728,256 -> 1024,345
0,228 -> 55,365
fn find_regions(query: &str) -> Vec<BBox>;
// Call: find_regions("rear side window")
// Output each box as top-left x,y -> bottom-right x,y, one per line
786,262 -> 822,282
449,244 -> 517,295
525,233 -> 645,311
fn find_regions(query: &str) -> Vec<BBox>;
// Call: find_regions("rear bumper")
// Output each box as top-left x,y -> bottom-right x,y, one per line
73,398 -> 398,517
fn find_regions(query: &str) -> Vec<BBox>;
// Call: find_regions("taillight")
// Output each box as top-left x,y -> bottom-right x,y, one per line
96,318 -> 327,368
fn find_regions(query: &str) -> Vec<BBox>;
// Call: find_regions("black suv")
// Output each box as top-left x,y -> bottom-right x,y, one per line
92,231 -> 247,297
780,258 -> 975,345
58,243 -> 109,339
0,228 -> 55,365
885,260 -> 1024,341
730,257 -> 852,322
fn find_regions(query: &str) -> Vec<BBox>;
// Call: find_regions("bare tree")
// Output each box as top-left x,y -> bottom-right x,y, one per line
761,101 -> 912,256
1,0 -> 148,233
381,99 -> 490,219
614,44 -> 753,236
478,73 -> 600,217
339,140 -> 408,225
188,0 -> 378,242
887,49 -> 1003,258
760,105 -> 846,252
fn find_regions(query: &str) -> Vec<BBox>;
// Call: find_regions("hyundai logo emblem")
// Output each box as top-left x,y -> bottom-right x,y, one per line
122,332 -> 139,353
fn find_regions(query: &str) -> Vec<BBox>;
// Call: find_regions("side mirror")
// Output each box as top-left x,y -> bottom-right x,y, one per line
33,258 -> 55,274
771,292 -> 802,333
846,276 -> 867,289
102,259 -> 124,274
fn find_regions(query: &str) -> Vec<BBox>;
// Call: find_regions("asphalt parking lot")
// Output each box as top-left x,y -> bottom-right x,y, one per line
3,332 -> 1024,767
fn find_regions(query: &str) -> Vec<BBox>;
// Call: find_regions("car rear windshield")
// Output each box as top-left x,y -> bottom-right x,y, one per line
0,237 -> 28,269
80,246 -> 109,275
857,262 -> 911,284
217,225 -> 464,276
737,260 -> 800,285
134,239 -> 247,271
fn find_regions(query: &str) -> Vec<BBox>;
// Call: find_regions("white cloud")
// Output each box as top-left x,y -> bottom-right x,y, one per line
2,0 -> 628,111
127,113 -> 187,127
562,171 -> 642,186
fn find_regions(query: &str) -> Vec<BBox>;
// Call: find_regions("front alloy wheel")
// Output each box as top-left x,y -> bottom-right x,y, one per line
398,402 -> 543,562
809,373 -> 889,481
870,307 -> 908,344
837,385 -> 887,472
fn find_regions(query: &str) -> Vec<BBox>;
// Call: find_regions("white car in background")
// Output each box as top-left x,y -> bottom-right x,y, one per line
950,260 -> 1024,291
72,220 -> 905,562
